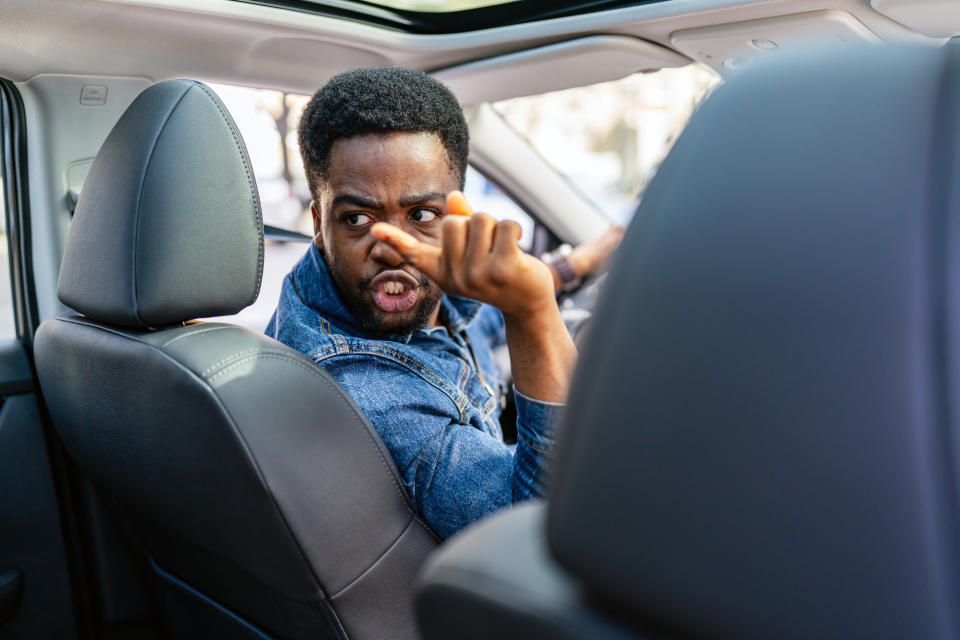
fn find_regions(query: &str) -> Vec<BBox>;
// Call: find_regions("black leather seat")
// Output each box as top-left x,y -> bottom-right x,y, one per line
416,43 -> 960,639
34,79 -> 438,639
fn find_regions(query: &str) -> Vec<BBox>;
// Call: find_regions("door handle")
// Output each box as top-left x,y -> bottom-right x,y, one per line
0,569 -> 23,627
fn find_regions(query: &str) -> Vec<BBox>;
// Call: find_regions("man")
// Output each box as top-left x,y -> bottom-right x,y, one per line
267,67 -> 620,539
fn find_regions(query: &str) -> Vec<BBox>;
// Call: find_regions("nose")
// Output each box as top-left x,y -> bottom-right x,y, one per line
369,233 -> 405,267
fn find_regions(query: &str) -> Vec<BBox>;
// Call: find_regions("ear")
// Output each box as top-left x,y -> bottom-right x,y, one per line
311,201 -> 323,248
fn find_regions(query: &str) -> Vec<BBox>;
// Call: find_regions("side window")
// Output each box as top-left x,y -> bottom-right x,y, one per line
463,166 -> 537,252
206,84 -> 312,331
0,137 -> 18,339
493,65 -> 719,225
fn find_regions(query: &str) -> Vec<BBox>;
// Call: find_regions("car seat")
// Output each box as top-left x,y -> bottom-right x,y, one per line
415,43 -> 960,639
34,79 -> 438,640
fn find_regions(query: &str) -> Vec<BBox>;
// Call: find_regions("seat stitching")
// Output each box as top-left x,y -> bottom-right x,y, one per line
201,348 -> 291,377
206,352 -> 440,539
132,83 -> 192,326
188,81 -> 264,304
54,316 -> 440,542
329,516 -> 416,600
48,318 -> 333,597
160,324 -> 235,347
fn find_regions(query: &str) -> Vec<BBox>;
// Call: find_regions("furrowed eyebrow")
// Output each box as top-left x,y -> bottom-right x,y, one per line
398,192 -> 445,208
332,193 -> 383,209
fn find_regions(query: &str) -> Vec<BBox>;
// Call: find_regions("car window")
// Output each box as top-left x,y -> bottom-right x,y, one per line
0,151 -> 18,339
463,165 -> 536,252
493,65 -> 719,225
202,84 -> 309,330
209,83 -> 312,234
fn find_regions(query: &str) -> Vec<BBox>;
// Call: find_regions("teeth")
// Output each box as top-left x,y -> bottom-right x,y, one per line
383,281 -> 407,295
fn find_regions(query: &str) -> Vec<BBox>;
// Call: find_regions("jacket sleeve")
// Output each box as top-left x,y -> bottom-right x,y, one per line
321,354 -> 563,539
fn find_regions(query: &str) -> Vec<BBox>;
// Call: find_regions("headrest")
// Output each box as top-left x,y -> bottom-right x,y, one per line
548,44 -> 960,638
58,79 -> 263,328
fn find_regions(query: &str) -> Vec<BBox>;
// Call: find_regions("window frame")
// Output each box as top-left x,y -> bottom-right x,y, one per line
0,78 -> 40,344
465,163 -> 558,257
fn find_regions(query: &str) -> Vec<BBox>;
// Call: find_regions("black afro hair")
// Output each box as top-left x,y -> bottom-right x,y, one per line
298,67 -> 469,197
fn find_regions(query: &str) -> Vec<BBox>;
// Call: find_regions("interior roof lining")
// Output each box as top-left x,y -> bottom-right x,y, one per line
0,0 -> 942,94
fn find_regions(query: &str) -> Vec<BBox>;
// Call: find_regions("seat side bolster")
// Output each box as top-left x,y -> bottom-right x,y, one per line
415,502 -> 640,640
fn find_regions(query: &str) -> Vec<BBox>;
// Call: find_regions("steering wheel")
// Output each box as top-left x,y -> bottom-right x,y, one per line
557,271 -> 608,347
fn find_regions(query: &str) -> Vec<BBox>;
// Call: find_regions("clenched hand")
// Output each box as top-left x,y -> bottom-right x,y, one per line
371,191 -> 576,403
370,191 -> 556,321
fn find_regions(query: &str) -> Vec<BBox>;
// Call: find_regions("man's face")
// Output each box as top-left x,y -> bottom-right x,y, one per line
314,131 -> 459,337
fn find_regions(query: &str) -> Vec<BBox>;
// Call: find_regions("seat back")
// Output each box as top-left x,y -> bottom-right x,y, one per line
547,43 -> 960,638
35,79 -> 437,639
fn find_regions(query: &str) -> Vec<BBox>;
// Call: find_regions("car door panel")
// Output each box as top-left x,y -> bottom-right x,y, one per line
0,344 -> 77,638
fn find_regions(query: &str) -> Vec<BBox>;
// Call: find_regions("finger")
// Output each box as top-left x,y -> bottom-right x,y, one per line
464,213 -> 496,274
491,219 -> 522,259
446,190 -> 474,217
370,222 -> 443,280
440,215 -> 469,287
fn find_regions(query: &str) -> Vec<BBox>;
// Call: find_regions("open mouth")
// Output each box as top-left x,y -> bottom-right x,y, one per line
368,270 -> 421,313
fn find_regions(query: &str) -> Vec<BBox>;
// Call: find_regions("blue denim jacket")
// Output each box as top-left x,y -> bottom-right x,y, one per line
266,244 -> 564,539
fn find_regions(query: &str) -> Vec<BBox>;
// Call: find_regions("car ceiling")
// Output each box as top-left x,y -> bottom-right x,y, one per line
0,0 -> 951,99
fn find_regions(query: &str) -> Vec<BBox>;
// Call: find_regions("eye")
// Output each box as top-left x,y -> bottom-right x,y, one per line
345,213 -> 373,227
411,208 -> 439,223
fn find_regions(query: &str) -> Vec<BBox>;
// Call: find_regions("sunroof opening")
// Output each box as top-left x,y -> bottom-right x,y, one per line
238,0 -> 662,35
362,0 -> 520,11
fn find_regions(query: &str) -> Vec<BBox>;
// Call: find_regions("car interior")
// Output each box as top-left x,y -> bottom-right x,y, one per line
419,41 -> 960,640
2,0 -> 959,639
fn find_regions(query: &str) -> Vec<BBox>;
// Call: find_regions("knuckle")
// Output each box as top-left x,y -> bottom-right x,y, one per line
463,269 -> 480,289
471,212 -> 494,229
444,263 -> 462,290
442,215 -> 465,234
489,262 -> 509,285
499,219 -> 521,235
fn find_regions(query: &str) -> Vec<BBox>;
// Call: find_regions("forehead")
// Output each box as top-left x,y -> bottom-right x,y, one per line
323,131 -> 457,199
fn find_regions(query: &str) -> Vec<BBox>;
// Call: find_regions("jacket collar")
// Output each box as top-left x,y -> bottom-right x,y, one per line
294,243 -> 482,340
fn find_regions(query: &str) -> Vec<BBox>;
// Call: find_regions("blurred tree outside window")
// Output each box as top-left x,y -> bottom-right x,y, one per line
493,64 -> 719,224
210,83 -> 313,234
208,84 -> 312,331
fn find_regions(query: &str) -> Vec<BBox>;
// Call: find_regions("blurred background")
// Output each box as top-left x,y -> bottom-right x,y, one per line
209,63 -> 717,234
494,65 -> 718,224
0,67 -> 720,336
203,65 -> 717,329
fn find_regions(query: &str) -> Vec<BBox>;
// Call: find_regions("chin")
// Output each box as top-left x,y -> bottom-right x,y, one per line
372,310 -> 421,332
355,300 -> 433,338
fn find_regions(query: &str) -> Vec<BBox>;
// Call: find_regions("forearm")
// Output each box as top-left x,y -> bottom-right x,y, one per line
503,302 -> 577,403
